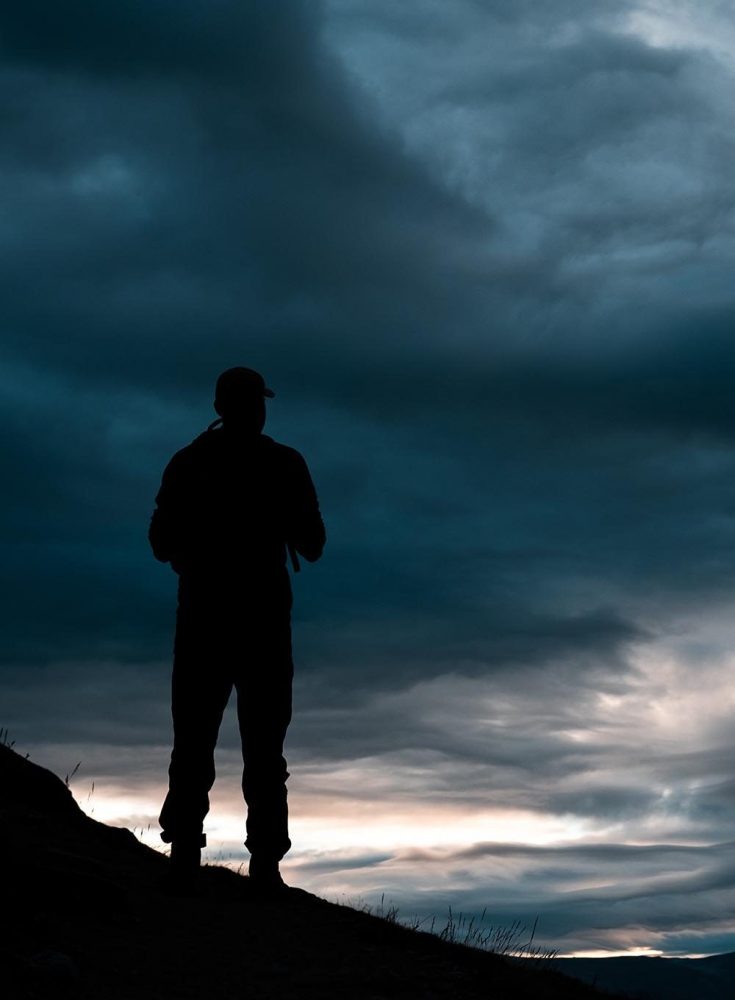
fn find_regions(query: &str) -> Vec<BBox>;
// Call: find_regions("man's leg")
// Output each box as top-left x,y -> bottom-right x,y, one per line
235,619 -> 294,866
159,625 -> 233,847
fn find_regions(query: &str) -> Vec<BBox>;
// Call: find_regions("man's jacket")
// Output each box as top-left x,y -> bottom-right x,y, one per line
149,426 -> 325,590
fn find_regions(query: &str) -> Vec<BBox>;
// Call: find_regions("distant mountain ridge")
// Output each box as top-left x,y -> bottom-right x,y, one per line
0,742 -> 614,999
551,951 -> 735,1000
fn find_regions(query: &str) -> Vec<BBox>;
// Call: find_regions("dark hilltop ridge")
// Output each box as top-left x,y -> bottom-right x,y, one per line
552,953 -> 735,1000
0,743 -> 618,1000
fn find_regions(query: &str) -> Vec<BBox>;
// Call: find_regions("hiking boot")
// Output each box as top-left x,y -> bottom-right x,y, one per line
248,855 -> 287,893
171,840 -> 201,874
161,840 -> 202,896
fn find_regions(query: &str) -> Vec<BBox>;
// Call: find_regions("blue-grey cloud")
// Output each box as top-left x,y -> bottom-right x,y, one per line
3,0 -> 735,957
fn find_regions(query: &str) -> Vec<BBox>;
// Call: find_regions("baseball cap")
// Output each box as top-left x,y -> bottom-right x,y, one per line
215,366 -> 275,401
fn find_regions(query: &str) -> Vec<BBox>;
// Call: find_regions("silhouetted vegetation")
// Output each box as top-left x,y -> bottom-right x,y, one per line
1,742 -> 618,999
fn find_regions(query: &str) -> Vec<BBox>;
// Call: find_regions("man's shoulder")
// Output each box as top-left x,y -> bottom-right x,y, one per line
165,431 -> 308,473
169,432 -> 207,459
162,431 -> 213,475
263,436 -> 307,466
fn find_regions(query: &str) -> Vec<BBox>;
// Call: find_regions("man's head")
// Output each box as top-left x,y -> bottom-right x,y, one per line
214,367 -> 274,432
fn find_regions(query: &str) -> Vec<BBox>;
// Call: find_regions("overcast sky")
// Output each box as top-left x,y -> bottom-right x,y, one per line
3,0 -> 735,957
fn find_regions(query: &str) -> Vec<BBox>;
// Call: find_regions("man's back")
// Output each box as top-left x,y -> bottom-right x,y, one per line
149,425 -> 325,587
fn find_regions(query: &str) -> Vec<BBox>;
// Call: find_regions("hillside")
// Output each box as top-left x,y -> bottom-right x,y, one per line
0,742 -> 619,999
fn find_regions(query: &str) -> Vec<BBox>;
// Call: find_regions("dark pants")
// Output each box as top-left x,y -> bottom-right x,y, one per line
159,576 -> 293,860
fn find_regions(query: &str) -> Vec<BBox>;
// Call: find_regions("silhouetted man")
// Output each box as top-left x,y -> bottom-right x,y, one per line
149,367 -> 325,890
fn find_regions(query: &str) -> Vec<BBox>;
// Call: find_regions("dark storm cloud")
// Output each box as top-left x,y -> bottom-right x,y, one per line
293,832 -> 735,954
294,851 -> 393,874
3,0 -> 735,955
0,1 -> 484,397
389,839 -> 735,951
0,1 -> 313,79
0,0 -> 667,677
0,0 -> 480,658
1,0 -> 732,722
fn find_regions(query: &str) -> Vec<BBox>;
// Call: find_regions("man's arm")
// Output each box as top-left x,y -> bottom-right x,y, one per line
286,451 -> 326,563
148,453 -> 186,567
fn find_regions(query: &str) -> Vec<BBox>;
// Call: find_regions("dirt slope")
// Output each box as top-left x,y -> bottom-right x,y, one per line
0,743 -> 619,999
